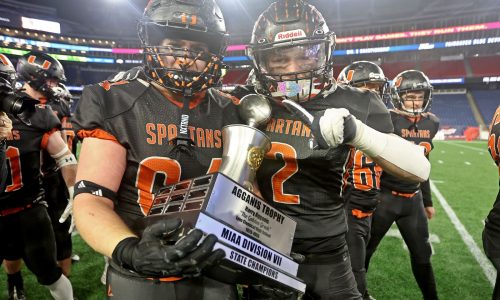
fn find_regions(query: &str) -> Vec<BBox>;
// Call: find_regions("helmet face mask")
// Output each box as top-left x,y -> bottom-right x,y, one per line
248,0 -> 336,102
50,83 -> 72,102
390,70 -> 433,116
138,0 -> 227,95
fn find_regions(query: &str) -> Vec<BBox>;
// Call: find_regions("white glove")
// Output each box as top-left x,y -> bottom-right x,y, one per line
315,108 -> 358,148
59,186 -> 75,233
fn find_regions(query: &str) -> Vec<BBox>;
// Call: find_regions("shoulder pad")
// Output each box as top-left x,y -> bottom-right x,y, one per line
108,66 -> 146,83
424,112 -> 440,124
207,88 -> 241,107
229,85 -> 256,99
87,79 -> 150,119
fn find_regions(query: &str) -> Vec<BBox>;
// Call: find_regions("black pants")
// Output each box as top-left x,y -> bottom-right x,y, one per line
106,263 -> 239,300
483,227 -> 500,300
43,172 -> 72,260
247,245 -> 361,300
365,189 -> 438,299
345,208 -> 372,297
0,204 -> 62,285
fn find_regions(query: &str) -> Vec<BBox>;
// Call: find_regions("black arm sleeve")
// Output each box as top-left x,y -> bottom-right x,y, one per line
420,178 -> 432,207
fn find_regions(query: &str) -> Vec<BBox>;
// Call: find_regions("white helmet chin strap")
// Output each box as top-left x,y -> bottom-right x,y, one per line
270,79 -> 323,102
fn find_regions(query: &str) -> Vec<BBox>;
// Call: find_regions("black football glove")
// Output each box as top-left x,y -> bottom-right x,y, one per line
112,218 -> 225,278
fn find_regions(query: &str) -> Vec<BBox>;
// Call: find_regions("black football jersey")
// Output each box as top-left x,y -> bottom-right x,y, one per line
345,148 -> 383,212
232,85 -> 393,253
486,106 -> 500,233
41,98 -> 73,174
72,76 -> 241,226
381,110 -> 439,193
0,103 -> 61,210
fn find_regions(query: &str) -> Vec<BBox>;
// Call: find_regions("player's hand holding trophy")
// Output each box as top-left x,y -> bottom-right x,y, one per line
136,94 -> 305,295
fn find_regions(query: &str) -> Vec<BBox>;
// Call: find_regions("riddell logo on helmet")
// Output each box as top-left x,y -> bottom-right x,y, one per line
274,29 -> 306,42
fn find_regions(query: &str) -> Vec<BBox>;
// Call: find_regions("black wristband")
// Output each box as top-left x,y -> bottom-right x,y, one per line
112,236 -> 140,270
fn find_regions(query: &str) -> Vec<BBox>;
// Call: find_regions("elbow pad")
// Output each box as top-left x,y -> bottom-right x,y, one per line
349,119 -> 431,181
50,147 -> 77,169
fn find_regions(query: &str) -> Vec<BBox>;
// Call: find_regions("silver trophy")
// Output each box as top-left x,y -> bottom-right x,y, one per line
218,94 -> 272,192
136,94 -> 305,294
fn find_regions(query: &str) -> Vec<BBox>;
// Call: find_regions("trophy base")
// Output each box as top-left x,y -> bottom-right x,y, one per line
208,242 -> 306,294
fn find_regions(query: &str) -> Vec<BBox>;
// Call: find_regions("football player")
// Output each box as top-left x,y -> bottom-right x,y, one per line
0,51 -> 76,300
0,53 -> 15,193
483,105 -> 500,300
41,82 -> 75,277
233,1 -> 430,299
71,0 -> 241,299
337,61 -> 388,299
365,70 -> 439,300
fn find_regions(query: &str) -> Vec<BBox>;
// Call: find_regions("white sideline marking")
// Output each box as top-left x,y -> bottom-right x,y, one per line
465,161 -> 471,165
432,180 -> 445,184
437,160 -> 444,164
430,180 -> 495,286
387,228 -> 440,254
447,142 -> 486,153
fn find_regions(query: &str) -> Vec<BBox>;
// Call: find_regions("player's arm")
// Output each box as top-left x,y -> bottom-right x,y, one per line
46,130 -> 77,191
73,137 -> 132,257
420,178 -> 435,219
74,137 -> 225,278
315,109 -> 430,183
59,116 -> 70,144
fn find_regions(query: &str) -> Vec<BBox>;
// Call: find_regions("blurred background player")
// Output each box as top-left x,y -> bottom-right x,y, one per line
233,1 -> 430,298
41,82 -> 75,277
0,54 -> 15,193
365,70 -> 439,300
71,0 -> 242,299
0,54 -> 16,270
337,61 -> 389,299
1,50 -> 76,300
483,105 -> 500,300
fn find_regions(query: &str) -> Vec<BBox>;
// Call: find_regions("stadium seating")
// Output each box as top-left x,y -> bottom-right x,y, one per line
431,93 -> 477,128
420,60 -> 466,78
380,61 -> 418,79
471,89 -> 500,123
469,55 -> 500,77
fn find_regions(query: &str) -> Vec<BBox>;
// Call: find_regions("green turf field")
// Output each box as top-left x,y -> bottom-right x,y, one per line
1,140 -> 498,299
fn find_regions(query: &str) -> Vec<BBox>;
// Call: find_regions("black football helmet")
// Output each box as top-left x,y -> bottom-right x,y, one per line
338,61 -> 388,97
138,0 -> 228,96
391,70 -> 433,115
0,54 -> 17,90
247,0 -> 336,102
16,51 -> 66,98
